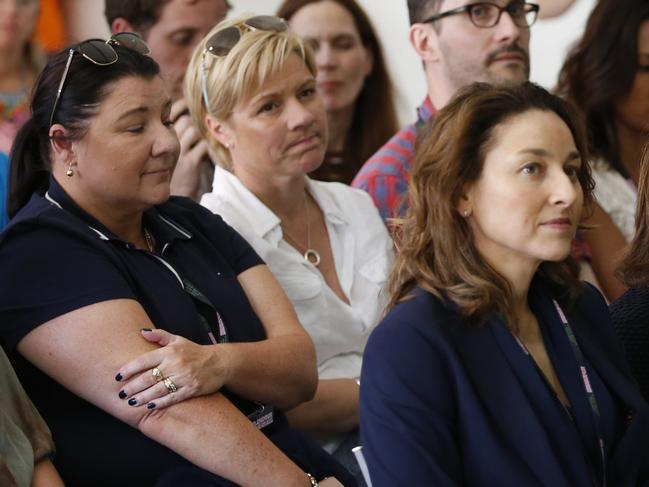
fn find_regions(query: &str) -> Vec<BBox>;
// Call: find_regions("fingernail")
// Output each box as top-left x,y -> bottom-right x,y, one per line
118,390 -> 127,399
115,373 -> 123,381
141,328 -> 152,332
128,398 -> 137,406
147,402 -> 156,409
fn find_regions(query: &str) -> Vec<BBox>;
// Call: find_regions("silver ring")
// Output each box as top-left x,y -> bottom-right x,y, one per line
163,377 -> 177,394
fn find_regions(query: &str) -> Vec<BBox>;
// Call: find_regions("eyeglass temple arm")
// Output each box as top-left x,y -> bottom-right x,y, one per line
200,54 -> 211,113
49,48 -> 75,127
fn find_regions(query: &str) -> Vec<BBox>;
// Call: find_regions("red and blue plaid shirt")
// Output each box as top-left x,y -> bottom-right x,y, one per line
352,98 -> 436,223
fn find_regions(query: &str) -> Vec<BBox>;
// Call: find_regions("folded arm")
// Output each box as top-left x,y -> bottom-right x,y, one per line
117,264 -> 317,411
17,298 -> 314,486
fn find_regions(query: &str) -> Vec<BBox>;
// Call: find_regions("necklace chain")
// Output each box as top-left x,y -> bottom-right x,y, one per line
143,227 -> 155,252
281,192 -> 321,267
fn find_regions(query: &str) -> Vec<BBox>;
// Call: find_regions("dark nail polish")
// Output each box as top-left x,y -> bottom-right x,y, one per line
141,328 -> 152,332
128,398 -> 137,406
118,390 -> 127,399
147,402 -> 156,409
115,373 -> 123,381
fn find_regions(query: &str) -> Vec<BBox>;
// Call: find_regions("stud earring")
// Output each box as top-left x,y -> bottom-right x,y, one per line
66,162 -> 74,177
462,209 -> 471,218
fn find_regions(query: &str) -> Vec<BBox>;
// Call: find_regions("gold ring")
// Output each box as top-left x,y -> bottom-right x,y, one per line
151,367 -> 164,382
163,377 -> 177,394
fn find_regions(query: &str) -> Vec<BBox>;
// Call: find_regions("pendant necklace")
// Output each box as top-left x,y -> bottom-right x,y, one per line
282,192 -> 321,267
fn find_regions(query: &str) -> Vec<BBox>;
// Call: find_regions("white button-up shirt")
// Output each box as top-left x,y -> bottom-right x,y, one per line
201,166 -> 394,379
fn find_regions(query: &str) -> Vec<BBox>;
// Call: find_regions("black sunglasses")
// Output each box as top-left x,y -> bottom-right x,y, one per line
200,16 -> 288,111
422,2 -> 540,29
49,33 -> 150,127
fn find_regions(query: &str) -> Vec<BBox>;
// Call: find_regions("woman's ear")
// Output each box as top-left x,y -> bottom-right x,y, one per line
456,192 -> 473,218
48,124 -> 75,164
205,114 -> 234,150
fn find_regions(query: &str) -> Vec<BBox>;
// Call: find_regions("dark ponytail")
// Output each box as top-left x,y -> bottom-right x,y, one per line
7,41 -> 160,217
8,118 -> 51,218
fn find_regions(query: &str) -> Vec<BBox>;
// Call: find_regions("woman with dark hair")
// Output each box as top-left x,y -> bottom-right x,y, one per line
610,148 -> 649,404
276,0 -> 398,184
0,34 -> 350,486
359,82 -> 649,486
557,0 -> 649,300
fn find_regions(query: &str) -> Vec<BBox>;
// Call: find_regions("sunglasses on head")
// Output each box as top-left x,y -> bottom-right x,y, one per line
49,33 -> 150,127
200,16 -> 288,112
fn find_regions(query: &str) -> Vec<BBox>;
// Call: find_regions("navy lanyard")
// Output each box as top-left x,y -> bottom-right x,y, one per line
182,277 -> 229,344
140,235 -> 274,431
514,300 -> 606,487
552,299 -> 606,487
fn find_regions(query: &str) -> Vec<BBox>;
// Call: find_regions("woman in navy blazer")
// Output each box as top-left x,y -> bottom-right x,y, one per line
359,82 -> 649,487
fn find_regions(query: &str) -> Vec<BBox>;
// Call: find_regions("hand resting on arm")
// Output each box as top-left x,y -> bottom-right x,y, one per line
116,264 -> 318,411
17,298 -> 323,486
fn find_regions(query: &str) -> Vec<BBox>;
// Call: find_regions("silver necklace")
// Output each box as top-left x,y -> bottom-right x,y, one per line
282,193 -> 321,267
302,193 -> 321,267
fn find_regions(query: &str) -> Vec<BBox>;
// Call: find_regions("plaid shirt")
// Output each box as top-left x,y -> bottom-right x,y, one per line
352,98 -> 436,222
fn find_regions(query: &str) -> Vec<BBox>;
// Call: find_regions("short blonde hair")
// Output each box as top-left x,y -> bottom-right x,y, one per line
184,14 -> 316,169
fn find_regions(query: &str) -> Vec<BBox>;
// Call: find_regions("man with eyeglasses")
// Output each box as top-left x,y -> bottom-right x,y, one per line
105,0 -> 230,201
352,0 -> 540,224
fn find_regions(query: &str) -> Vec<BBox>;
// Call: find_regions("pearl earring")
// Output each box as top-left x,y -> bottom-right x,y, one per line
462,209 -> 470,218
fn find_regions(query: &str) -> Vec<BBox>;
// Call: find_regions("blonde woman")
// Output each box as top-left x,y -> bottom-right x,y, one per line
184,15 -> 393,483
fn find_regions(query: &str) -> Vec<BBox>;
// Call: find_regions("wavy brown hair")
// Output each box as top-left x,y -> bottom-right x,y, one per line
388,82 -> 594,328
617,146 -> 649,287
556,0 -> 649,174
276,0 -> 398,170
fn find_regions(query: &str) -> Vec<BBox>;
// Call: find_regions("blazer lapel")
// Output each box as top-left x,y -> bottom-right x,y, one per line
446,315 -> 587,486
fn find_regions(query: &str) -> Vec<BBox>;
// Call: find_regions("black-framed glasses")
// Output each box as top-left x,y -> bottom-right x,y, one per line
422,2 -> 540,28
200,15 -> 288,111
49,33 -> 150,127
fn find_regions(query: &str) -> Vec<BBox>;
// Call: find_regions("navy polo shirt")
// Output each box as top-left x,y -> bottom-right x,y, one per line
0,177 -> 265,350
0,177 -> 268,485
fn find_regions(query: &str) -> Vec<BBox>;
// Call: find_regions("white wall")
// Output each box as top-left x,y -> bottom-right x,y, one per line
65,0 -> 595,125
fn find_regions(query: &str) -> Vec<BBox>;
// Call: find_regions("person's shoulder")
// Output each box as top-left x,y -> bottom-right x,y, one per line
159,196 -> 229,232
352,124 -> 418,184
610,287 -> 649,323
553,281 -> 609,325
370,289 -> 459,345
1,193 -> 93,246
314,180 -> 380,213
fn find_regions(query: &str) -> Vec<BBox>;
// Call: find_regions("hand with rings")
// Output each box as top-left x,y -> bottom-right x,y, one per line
115,328 -> 230,410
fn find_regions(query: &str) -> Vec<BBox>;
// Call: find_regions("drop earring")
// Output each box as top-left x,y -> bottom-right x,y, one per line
66,161 -> 74,177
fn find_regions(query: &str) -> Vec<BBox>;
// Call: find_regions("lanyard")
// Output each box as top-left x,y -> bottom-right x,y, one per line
181,275 -> 273,430
513,300 -> 606,487
182,276 -> 229,344
139,239 -> 274,431
552,299 -> 606,487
